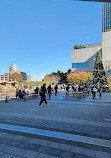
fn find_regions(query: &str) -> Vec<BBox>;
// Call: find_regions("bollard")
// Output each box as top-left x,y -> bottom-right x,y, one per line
5,95 -> 8,103
24,95 -> 26,101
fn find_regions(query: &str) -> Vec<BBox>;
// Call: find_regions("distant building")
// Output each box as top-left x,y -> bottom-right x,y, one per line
102,3 -> 111,32
9,64 -> 21,74
27,75 -> 32,82
9,64 -> 17,74
0,73 -> 9,81
71,43 -> 102,72
21,72 -> 27,81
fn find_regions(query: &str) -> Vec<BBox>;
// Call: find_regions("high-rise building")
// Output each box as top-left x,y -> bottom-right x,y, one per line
21,72 -> 27,81
102,2 -> 111,32
9,64 -> 17,72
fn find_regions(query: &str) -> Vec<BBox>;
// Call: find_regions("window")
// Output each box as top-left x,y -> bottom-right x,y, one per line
72,62 -> 89,68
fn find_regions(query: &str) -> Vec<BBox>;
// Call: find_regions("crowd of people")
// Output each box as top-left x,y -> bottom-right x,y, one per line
15,83 -> 102,105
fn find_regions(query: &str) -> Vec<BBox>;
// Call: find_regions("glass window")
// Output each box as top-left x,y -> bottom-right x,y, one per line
72,62 -> 89,68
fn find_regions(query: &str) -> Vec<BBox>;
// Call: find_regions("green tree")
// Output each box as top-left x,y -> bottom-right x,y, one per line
74,44 -> 85,49
90,51 -> 108,88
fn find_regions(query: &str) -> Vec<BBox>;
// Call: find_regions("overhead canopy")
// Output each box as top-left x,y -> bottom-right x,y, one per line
8,81 -> 18,84
0,81 -> 8,85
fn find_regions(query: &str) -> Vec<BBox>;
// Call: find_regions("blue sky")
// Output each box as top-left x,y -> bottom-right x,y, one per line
0,0 -> 102,81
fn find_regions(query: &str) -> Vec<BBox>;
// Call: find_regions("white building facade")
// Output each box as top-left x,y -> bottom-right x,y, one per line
71,43 -> 102,72
102,31 -> 111,71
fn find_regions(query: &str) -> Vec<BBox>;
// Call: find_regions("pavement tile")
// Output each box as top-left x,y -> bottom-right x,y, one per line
37,139 -> 51,146
25,144 -> 39,151
50,156 -> 59,158
20,136 -> 33,143
37,146 -> 49,154
60,151 -> 73,158
23,150 -> 39,158
0,153 -> 21,158
46,147 -> 61,157
69,146 -> 83,154
47,142 -> 60,148
0,144 -> 8,152
58,144 -> 71,151
73,154 -> 87,158
4,134 -> 23,141
0,132 -> 8,137
17,141 -> 29,149
27,138 -> 40,144
82,148 -> 96,157
95,151 -> 111,158
35,153 -> 51,158
2,146 -> 28,156
2,138 -> 20,146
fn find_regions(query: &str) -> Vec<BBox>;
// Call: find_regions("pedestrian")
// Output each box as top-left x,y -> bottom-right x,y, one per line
66,85 -> 69,96
39,84 -> 49,107
18,90 -> 24,100
92,86 -> 97,99
47,84 -> 51,99
99,86 -> 102,97
63,84 -> 65,91
54,84 -> 58,96
78,85 -> 81,92
34,86 -> 39,97
72,85 -> 75,91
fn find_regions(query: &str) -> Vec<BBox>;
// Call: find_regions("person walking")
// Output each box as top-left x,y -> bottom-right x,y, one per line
66,85 -> 69,96
99,86 -> 102,97
34,86 -> 39,97
47,84 -> 51,99
54,84 -> 58,96
72,85 -> 75,91
92,86 -> 97,99
39,84 -> 49,107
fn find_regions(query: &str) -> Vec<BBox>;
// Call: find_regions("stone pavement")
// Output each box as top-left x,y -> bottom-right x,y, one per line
0,92 -> 111,158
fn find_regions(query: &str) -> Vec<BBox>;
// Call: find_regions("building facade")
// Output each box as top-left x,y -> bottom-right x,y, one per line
0,73 -> 9,81
21,72 -> 27,81
71,43 -> 102,72
9,64 -> 17,74
102,2 -> 111,32
102,31 -> 111,71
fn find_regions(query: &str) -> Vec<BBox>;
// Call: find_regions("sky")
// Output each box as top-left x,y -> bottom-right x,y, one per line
0,0 -> 102,81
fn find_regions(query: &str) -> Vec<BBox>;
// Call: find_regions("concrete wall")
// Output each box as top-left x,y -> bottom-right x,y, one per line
102,31 -> 111,72
71,44 -> 102,72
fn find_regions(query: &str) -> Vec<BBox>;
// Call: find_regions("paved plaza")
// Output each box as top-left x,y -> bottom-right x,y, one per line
0,92 -> 111,158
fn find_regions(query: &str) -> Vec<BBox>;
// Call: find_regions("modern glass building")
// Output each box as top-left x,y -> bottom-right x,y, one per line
102,2 -> 111,32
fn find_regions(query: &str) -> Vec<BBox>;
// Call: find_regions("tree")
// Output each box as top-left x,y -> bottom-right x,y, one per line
74,44 -> 85,49
43,69 -> 72,84
44,74 -> 60,84
90,51 -> 108,87
105,28 -> 111,32
67,72 -> 92,84
10,73 -> 22,81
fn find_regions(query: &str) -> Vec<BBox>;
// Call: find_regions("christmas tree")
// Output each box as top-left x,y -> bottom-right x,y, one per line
90,51 -> 108,88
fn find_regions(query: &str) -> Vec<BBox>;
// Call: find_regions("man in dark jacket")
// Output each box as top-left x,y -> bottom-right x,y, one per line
47,84 -> 51,99
39,84 -> 49,107
66,85 -> 69,96
54,84 -> 58,96
34,86 -> 39,97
